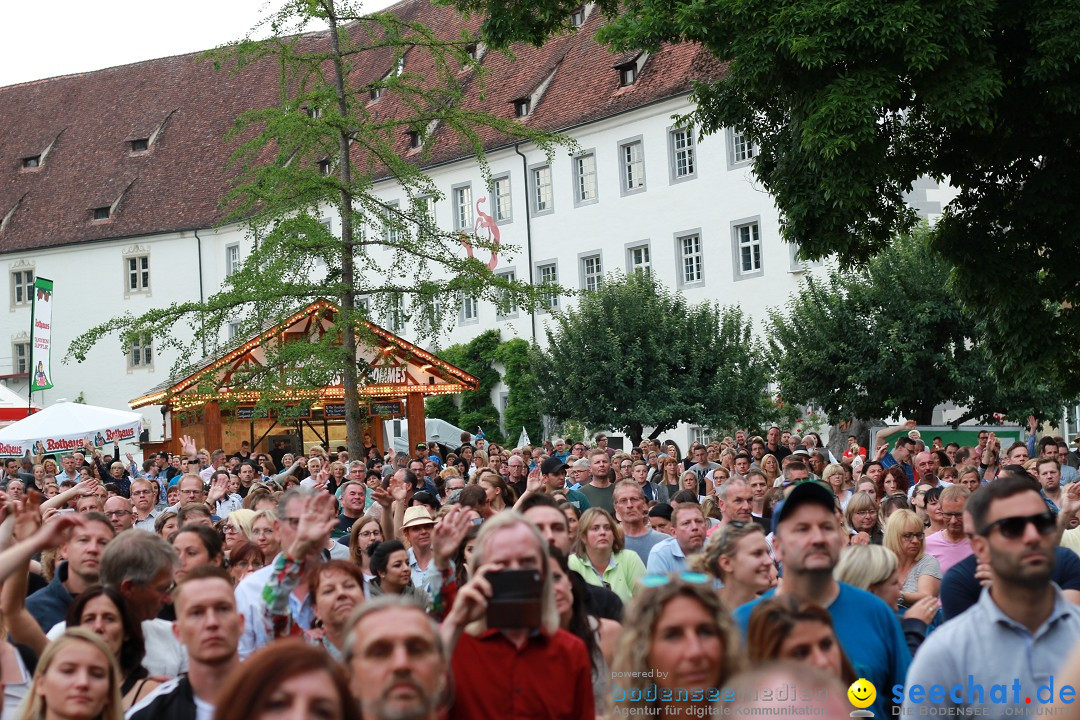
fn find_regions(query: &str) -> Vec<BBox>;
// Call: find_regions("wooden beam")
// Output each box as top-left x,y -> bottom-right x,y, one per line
406,392 -> 425,453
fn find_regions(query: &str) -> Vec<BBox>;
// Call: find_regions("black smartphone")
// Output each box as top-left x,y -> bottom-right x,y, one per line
486,568 -> 543,629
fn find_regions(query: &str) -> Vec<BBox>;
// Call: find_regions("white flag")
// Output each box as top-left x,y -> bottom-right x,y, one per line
516,426 -> 531,449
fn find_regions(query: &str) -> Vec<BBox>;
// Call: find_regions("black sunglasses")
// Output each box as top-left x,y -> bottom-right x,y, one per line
979,511 -> 1056,539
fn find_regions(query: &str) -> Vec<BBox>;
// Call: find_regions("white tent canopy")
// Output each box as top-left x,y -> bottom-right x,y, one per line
0,384 -> 40,423
0,401 -> 142,457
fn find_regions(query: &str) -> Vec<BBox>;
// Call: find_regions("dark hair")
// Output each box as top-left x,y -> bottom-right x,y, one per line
67,586 -> 145,675
458,485 -> 487,509
746,595 -> 856,685
177,504 -> 212,525
549,547 -> 600,671
670,489 -> 699,505
968,473 -> 1042,533
933,449 -> 950,468
227,541 -> 265,571
171,524 -> 224,565
411,491 -> 441,513
310,560 -> 366,597
648,503 -> 673,521
368,540 -> 406,583
453,525 -> 480,588
895,437 -> 914,449
518,492 -> 562,514
862,461 -> 883,475
212,639 -> 361,720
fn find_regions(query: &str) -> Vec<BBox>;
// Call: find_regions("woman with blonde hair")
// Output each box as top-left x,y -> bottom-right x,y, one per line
656,456 -> 681,500
760,454 -> 781,485
567,508 -> 646,602
883,509 -> 941,605
471,449 -> 488,471
20,627 -> 124,720
843,491 -> 883,545
822,463 -> 852,509
222,508 -> 256,559
476,470 -> 515,513
693,522 -> 775,609
611,576 -> 742,716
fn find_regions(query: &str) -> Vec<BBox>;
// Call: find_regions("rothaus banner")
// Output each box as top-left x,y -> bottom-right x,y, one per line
30,277 -> 54,392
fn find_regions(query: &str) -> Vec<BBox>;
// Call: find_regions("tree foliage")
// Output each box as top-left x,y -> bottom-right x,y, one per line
531,271 -> 772,447
767,227 -> 1070,427
66,0 -> 569,458
450,0 -> 1080,398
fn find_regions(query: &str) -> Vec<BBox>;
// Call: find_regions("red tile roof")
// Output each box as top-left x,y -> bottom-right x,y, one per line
0,0 -> 720,254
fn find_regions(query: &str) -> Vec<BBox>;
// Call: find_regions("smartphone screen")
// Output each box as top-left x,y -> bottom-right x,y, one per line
486,569 -> 543,629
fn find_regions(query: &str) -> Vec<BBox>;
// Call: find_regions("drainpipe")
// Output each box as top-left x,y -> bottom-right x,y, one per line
514,144 -> 536,343
194,229 -> 206,355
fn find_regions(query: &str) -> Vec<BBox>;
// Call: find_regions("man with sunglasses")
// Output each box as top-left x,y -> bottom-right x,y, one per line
925,485 -> 973,573
903,474 -> 1080,717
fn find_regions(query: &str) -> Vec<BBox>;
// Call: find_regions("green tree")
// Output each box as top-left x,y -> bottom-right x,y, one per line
424,330 -> 503,443
450,0 -> 1080,397
531,271 -> 772,447
494,338 -> 544,445
67,0 -> 566,459
767,227 -> 1069,426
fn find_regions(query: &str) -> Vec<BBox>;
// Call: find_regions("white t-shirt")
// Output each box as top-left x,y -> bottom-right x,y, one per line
48,618 -> 187,677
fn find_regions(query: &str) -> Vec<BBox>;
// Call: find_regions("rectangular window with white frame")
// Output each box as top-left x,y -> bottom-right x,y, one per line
495,269 -> 518,319
618,136 -> 646,196
676,231 -> 704,287
126,255 -> 150,293
580,253 -> 603,292
668,126 -> 697,183
728,127 -> 758,168
12,342 -> 29,375
491,174 -> 512,223
536,262 -> 559,311
731,218 -> 764,280
225,245 -> 240,276
691,426 -> 712,445
788,242 -> 825,272
452,183 -> 473,231
530,163 -> 554,216
573,152 -> 598,206
386,293 -> 405,334
626,243 -> 651,275
11,269 -> 33,307
227,321 -> 242,340
460,293 -> 479,324
128,333 -> 153,370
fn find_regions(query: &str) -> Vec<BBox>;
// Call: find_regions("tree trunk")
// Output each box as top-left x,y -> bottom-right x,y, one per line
626,421 -> 643,449
326,2 -> 364,461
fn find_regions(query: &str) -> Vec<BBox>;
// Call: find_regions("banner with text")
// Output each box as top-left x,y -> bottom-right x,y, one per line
30,277 -> 54,392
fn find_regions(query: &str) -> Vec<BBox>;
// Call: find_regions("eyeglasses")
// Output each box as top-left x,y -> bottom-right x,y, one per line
358,530 -> 382,538
941,511 -> 964,519
640,571 -> 711,588
979,512 -> 1056,539
105,510 -> 131,517
855,510 -> 878,517
901,532 -> 925,542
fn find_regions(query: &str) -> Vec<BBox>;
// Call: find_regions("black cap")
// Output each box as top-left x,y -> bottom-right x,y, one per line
648,503 -> 673,521
540,456 -> 568,475
771,481 -> 836,535
415,442 -> 427,450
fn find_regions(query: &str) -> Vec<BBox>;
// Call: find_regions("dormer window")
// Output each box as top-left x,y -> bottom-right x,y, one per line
466,43 -> 479,60
570,6 -> 585,27
130,138 -> 149,152
514,98 -> 531,118
306,106 -> 322,119
93,207 -> 111,221
370,87 -> 383,101
407,131 -> 421,149
615,52 -> 648,87
21,156 -> 40,169
619,65 -> 636,86
393,57 -> 405,76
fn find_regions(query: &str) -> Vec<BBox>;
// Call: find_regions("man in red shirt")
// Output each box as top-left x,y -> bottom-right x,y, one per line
441,511 -> 595,719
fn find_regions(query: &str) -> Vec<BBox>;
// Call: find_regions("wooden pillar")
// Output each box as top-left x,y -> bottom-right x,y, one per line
368,418 -> 386,457
204,401 -> 223,452
169,409 -> 181,455
406,393 -> 426,452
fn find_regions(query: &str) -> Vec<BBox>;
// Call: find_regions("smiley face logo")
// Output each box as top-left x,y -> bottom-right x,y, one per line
847,678 -> 876,709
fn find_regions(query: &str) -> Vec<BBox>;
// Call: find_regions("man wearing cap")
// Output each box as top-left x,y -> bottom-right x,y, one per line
733,482 -> 910,719
413,442 -> 429,463
402,506 -> 445,598
538,457 -> 591,510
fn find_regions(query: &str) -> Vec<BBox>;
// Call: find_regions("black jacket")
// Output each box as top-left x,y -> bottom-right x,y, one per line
126,675 -> 198,720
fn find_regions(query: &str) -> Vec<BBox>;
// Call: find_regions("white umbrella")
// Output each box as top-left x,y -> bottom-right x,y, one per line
0,401 -> 143,457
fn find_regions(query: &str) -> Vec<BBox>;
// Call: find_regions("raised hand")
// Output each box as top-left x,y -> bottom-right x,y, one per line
181,435 -> 198,459
288,494 -> 338,558
206,476 -> 229,505
874,444 -> 889,461
525,467 -> 543,495
35,511 -> 85,550
389,476 -> 407,503
445,563 -> 495,629
371,486 -> 393,509
12,491 -> 44,541
433,505 -> 472,566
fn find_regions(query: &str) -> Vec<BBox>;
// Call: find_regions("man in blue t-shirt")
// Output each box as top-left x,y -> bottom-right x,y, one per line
733,482 -> 911,719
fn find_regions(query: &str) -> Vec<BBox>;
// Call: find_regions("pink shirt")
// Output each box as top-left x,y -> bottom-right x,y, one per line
925,531 -> 973,574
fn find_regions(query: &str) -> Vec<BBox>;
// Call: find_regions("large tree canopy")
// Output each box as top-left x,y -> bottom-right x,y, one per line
449,0 -> 1080,396
531,271 -> 772,446
768,227 -> 1069,426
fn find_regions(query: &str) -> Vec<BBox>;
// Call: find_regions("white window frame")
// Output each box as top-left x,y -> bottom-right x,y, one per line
675,230 -> 705,287
727,127 -> 757,168
491,174 -> 512,224
668,126 -> 697,183
731,217 -> 764,280
579,252 -> 603,292
128,333 -> 154,370
12,341 -> 29,375
125,254 -> 150,294
460,293 -> 479,324
383,201 -> 402,243
495,269 -> 518,320
625,242 -> 651,275
572,151 -> 598,207
452,183 -> 473,231
690,426 -> 712,446
10,268 -> 33,308
530,162 -> 554,216
535,261 -> 559,312
618,136 -> 646,196
788,242 -> 825,273
225,244 -> 240,276
386,293 -> 405,334
227,321 -> 242,340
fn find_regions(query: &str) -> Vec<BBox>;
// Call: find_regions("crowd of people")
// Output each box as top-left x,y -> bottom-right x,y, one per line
1,419 -> 1080,719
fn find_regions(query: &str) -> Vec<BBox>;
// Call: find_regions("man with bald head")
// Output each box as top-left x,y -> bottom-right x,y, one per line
103,496 -> 135,533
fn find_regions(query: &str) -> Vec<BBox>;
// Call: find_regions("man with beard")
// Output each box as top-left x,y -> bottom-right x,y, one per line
733,482 -> 909,719
903,475 -> 1080,716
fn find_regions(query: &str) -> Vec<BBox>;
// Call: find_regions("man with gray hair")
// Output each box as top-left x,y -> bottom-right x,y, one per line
439,511 -> 594,719
344,596 -> 449,720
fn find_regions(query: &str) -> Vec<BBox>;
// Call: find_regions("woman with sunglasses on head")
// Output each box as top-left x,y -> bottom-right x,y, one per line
883,509 -> 941,608
693,522 -> 775,610
746,595 -> 856,685
611,575 -> 742,717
